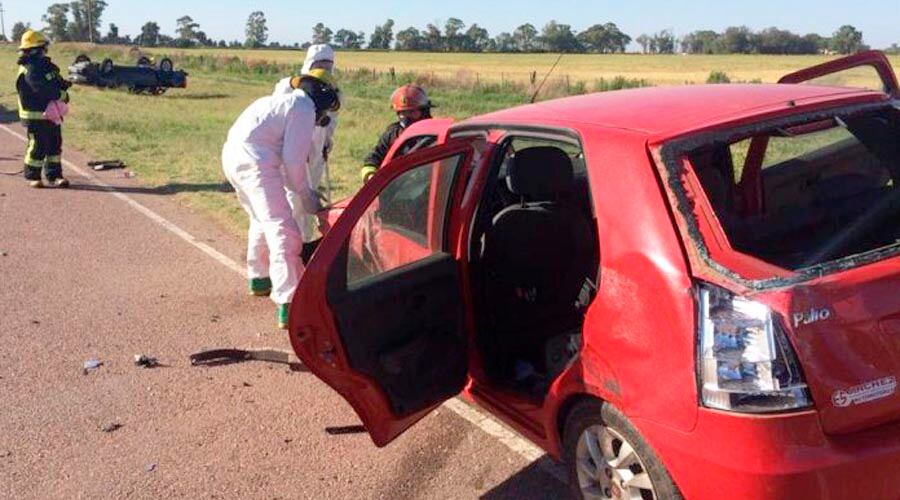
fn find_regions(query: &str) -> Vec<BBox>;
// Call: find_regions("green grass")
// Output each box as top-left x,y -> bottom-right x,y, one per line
3,43 -> 897,236
0,44 -> 531,233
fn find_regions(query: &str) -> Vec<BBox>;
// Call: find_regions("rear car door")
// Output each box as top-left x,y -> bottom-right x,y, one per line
289,138 -> 478,446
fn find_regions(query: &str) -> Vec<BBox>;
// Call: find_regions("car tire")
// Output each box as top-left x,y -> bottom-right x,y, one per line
100,58 -> 114,76
159,58 -> 174,72
563,400 -> 682,500
75,54 -> 91,64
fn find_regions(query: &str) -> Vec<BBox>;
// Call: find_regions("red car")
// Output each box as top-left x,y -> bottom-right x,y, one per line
292,51 -> 900,499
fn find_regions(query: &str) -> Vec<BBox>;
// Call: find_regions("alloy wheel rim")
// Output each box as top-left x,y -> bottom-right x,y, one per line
575,424 -> 656,500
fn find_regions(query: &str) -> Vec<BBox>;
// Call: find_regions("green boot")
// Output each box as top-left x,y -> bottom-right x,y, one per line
248,277 -> 272,296
277,304 -> 289,329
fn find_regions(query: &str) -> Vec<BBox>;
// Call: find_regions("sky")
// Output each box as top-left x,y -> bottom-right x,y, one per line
4,0 -> 899,49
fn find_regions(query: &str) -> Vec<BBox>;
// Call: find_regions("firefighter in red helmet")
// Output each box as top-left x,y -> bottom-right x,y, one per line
359,84 -> 433,183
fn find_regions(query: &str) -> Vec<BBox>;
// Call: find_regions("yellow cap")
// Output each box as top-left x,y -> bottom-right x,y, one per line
19,30 -> 49,50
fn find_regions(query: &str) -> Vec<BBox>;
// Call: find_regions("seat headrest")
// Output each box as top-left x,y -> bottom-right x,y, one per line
506,146 -> 574,199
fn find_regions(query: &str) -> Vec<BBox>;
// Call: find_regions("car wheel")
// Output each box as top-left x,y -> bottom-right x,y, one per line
159,58 -> 174,72
100,58 -> 114,76
563,400 -> 682,500
75,54 -> 91,64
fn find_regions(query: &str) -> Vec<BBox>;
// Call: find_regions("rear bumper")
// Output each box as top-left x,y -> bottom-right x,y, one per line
638,408 -> 900,499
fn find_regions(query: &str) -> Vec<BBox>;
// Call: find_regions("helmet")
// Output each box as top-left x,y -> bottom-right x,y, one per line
19,30 -> 49,51
391,84 -> 431,112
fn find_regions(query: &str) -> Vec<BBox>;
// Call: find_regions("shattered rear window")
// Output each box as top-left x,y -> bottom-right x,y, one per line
685,104 -> 900,273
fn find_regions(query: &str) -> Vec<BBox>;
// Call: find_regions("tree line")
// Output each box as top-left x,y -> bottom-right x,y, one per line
7,4 -> 884,56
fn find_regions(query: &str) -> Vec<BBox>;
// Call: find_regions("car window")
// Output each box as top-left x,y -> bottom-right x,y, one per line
395,135 -> 438,158
499,136 -> 585,179
687,106 -> 900,271
347,154 -> 462,284
729,126 -> 858,180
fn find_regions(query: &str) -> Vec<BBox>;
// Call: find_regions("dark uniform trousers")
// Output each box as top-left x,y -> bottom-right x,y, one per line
23,119 -> 63,181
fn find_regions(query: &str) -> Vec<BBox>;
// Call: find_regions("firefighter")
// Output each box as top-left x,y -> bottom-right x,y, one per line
222,69 -> 340,329
15,30 -> 72,188
360,84 -> 434,183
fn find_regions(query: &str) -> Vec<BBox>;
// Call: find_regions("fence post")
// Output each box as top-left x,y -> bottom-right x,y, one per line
390,66 -> 395,83
531,71 -> 537,85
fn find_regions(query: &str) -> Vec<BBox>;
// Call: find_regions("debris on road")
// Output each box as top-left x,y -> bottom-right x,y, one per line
1,251 -> 8,257
121,171 -> 137,179
88,159 -> 126,171
100,422 -> 123,433
189,348 -> 305,371
325,425 -> 367,436
145,463 -> 157,473
83,359 -> 103,373
133,354 -> 160,368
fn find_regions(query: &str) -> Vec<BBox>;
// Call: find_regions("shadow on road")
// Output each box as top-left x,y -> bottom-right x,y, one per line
481,456 -> 570,499
67,182 -> 235,195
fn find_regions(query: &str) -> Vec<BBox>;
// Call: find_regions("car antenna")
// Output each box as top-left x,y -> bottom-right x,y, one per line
529,53 -> 564,104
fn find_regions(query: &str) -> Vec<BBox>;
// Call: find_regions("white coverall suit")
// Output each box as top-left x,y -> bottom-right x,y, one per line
273,44 -> 339,243
222,91 -> 318,305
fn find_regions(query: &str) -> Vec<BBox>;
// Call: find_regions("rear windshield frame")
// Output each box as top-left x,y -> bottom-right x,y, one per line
658,99 -> 900,291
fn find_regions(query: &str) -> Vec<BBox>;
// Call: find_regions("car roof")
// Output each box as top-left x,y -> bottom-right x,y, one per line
458,84 -> 884,136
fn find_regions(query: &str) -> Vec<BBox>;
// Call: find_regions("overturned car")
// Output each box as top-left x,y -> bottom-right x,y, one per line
67,55 -> 187,95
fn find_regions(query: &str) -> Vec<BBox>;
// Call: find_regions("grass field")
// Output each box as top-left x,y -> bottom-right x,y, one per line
144,46 -> 900,87
3,43 -> 897,236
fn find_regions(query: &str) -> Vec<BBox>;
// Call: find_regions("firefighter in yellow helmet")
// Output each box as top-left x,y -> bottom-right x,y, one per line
16,30 -> 72,188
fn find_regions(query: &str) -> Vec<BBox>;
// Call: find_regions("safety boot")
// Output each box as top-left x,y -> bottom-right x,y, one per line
28,180 -> 44,188
51,178 -> 70,188
277,304 -> 289,329
248,277 -> 272,296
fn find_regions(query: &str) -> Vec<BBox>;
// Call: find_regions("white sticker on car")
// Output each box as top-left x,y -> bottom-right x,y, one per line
831,376 -> 897,407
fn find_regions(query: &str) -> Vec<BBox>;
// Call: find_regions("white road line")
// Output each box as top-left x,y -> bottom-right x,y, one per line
0,122 -> 564,483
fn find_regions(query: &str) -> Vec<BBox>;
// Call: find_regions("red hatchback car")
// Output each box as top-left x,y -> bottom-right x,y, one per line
289,52 -> 900,499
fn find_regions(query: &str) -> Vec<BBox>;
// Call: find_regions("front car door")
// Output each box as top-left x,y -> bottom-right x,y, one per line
289,138 -> 479,446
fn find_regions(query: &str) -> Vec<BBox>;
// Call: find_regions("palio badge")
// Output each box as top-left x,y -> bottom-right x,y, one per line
792,307 -> 832,328
831,376 -> 897,408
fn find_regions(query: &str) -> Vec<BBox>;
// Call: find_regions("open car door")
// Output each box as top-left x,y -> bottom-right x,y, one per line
778,50 -> 899,97
737,51 -> 900,215
382,118 -> 455,165
289,137 -> 479,446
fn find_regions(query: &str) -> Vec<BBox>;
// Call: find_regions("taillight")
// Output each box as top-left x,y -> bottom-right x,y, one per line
697,282 -> 812,413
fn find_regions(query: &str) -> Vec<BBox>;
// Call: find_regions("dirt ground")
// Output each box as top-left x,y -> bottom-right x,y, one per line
0,122 -> 568,499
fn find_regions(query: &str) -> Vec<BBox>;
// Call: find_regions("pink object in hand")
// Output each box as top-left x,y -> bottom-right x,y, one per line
43,100 -> 69,125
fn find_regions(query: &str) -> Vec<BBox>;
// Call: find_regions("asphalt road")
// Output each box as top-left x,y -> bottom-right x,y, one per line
0,121 -> 569,499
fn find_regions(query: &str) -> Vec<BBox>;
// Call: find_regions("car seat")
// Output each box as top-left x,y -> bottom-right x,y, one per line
480,146 -> 596,367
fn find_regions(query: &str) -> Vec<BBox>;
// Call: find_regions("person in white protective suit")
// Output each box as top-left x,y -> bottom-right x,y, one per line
222,69 -> 340,329
273,44 -> 339,259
